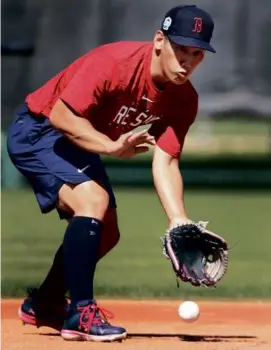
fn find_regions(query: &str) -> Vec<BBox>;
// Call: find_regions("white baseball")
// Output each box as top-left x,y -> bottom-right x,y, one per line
178,301 -> 200,323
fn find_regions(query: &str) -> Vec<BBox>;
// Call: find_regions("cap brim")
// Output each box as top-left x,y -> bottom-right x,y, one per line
168,34 -> 216,53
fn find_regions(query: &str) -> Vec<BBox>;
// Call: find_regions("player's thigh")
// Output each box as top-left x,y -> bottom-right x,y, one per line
7,105 -> 116,218
45,135 -> 116,220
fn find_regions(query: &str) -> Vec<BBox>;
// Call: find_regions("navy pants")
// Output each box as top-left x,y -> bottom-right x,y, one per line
7,104 -> 116,219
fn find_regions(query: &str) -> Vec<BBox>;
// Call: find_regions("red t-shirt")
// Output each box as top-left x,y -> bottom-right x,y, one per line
26,41 -> 198,158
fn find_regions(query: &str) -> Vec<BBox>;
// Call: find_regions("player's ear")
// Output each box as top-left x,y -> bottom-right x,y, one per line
153,30 -> 166,51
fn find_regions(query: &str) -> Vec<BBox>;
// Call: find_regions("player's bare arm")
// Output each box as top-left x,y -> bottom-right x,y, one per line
152,145 -> 189,228
49,99 -> 155,157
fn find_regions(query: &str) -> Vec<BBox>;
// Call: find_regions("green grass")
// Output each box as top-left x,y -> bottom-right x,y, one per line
2,188 -> 271,299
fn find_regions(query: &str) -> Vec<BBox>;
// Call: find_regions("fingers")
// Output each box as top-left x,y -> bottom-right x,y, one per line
115,130 -> 155,157
122,129 -> 147,142
126,130 -> 155,146
119,131 -> 134,144
144,137 -> 156,146
127,133 -> 148,145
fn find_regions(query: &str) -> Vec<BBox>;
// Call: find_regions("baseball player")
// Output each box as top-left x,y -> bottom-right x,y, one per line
7,5 -> 228,343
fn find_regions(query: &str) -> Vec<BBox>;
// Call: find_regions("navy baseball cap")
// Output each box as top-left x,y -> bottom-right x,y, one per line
161,5 -> 216,53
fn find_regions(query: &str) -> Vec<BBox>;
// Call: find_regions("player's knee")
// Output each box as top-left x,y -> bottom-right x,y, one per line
75,190 -> 110,219
57,181 -> 110,220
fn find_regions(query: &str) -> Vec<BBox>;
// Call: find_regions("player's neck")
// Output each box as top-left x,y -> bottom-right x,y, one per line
150,48 -> 168,91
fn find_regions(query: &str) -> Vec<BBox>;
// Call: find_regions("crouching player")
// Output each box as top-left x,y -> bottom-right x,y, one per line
7,5 -> 216,342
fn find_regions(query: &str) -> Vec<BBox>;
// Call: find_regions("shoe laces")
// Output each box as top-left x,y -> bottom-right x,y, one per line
78,304 -> 114,333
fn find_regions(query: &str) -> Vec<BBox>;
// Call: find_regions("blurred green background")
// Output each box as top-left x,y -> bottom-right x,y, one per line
2,186 -> 271,299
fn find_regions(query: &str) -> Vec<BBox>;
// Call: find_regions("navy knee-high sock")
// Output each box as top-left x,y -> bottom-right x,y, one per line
63,216 -> 102,306
38,244 -> 67,299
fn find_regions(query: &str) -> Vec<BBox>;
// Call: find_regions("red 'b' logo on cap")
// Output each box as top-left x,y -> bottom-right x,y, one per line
193,17 -> 203,33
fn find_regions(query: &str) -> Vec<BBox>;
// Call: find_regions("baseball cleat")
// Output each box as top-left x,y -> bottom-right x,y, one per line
18,288 -> 69,331
61,299 -> 126,342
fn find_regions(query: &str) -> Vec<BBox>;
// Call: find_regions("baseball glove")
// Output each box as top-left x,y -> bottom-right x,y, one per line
162,221 -> 228,287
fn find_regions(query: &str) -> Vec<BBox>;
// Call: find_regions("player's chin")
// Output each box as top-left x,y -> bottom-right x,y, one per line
171,75 -> 188,85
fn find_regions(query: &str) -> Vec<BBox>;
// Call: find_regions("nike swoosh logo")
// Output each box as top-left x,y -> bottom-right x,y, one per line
77,165 -> 90,173
142,95 -> 155,103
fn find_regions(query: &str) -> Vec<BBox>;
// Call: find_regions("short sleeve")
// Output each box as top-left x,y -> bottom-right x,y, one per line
149,91 -> 198,158
60,51 -> 116,117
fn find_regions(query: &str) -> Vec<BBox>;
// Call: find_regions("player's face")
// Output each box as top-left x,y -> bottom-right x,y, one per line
154,31 -> 205,85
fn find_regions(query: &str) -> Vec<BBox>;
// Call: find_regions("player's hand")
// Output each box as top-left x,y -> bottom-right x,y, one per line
109,130 -> 155,158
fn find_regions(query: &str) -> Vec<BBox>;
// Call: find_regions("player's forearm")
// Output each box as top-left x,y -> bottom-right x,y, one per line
152,147 -> 188,221
63,122 -> 113,155
49,99 -> 114,155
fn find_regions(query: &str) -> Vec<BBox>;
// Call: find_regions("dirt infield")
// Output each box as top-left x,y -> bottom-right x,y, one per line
2,299 -> 271,350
